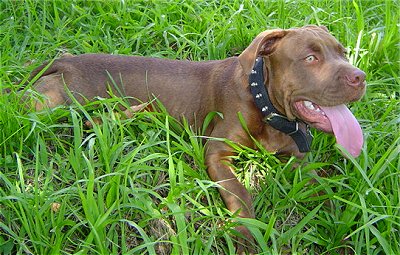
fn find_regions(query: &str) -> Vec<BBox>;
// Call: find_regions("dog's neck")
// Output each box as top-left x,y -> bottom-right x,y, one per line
249,56 -> 313,153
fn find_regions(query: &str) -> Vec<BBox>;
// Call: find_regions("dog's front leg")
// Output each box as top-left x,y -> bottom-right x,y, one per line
205,140 -> 255,253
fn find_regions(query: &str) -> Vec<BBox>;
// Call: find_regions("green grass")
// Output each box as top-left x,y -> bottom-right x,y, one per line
0,0 -> 399,254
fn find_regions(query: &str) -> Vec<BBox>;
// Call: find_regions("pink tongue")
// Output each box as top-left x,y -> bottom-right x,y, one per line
320,105 -> 363,157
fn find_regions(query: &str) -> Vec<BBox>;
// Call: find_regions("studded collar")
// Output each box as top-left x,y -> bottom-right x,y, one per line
249,57 -> 313,153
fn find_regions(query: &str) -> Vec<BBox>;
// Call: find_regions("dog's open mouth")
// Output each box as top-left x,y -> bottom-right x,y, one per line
294,100 -> 363,157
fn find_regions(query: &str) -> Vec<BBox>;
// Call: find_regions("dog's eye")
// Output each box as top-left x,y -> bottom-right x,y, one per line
305,55 -> 317,62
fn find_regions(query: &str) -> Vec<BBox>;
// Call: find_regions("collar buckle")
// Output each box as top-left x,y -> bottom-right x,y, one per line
264,113 -> 299,136
264,112 -> 288,122
287,122 -> 299,136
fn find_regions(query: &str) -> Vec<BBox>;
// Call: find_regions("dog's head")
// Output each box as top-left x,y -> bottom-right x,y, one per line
239,25 -> 366,157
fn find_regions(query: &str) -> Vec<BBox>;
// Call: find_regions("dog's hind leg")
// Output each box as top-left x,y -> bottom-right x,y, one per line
30,74 -> 69,110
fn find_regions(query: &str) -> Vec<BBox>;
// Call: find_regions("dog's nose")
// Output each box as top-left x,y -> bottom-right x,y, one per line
346,69 -> 366,88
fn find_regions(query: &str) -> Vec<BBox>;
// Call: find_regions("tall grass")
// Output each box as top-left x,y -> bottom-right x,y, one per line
0,0 -> 399,254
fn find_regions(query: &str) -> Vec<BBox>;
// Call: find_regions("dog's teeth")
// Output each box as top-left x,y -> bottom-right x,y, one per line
303,101 -> 315,110
304,101 -> 312,107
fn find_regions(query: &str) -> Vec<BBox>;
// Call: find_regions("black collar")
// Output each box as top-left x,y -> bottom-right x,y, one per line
249,57 -> 313,153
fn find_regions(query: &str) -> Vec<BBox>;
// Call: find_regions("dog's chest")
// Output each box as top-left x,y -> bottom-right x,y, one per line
256,127 -> 302,157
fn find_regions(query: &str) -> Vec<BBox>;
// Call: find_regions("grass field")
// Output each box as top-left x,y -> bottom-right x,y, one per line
0,0 -> 399,254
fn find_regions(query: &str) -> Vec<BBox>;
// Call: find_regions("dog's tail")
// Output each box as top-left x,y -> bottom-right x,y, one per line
29,53 -> 75,82
3,61 -> 57,94
28,60 -> 59,81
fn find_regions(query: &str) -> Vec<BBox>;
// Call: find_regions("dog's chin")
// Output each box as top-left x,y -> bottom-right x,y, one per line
292,100 -> 333,133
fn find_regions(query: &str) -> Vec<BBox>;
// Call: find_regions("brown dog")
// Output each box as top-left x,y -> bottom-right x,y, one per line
28,25 -> 365,252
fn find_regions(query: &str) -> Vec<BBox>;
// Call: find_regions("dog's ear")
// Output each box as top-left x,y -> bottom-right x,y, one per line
238,29 -> 288,75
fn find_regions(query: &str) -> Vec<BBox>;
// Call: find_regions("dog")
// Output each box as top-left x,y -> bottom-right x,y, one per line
28,25 -> 366,252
